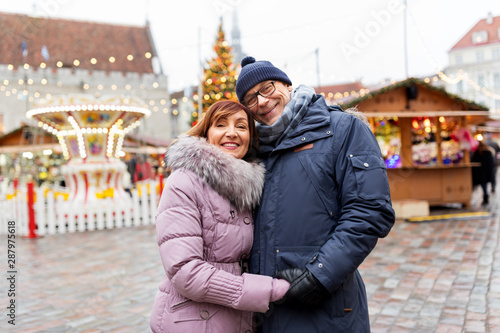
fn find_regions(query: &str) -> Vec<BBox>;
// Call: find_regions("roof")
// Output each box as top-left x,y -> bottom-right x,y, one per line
122,134 -> 170,154
450,14 -> 500,51
170,86 -> 198,99
340,77 -> 489,112
0,124 -> 170,154
0,12 -> 155,73
315,82 -> 366,96
124,133 -> 170,147
0,124 -> 60,152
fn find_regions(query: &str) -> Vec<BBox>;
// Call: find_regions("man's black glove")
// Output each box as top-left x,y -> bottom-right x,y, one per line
275,268 -> 328,307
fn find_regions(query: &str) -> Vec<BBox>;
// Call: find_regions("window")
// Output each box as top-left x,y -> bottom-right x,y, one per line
477,50 -> 485,62
456,81 -> 463,94
477,74 -> 485,87
493,48 -> 500,59
472,30 -> 488,44
495,73 -> 500,88
455,54 -> 463,65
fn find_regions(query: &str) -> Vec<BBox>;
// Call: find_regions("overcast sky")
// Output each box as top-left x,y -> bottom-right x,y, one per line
2,0 -> 500,92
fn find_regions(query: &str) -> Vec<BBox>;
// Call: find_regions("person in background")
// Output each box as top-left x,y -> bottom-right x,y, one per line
133,155 -> 152,183
235,56 -> 395,332
472,140 -> 495,205
126,153 -> 137,184
150,100 -> 289,333
484,133 -> 499,193
151,157 -> 160,178
122,168 -> 132,197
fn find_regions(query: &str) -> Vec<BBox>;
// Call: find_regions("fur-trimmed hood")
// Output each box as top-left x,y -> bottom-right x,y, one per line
165,135 -> 265,211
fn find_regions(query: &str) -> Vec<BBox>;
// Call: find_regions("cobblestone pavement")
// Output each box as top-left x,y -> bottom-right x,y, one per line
1,188 -> 500,332
361,189 -> 500,333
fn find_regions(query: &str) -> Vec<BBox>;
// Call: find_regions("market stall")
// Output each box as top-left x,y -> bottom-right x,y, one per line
339,78 -> 491,208
0,124 -> 64,187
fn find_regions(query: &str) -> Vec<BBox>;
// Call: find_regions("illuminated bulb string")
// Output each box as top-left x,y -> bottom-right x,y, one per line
1,63 -> 371,106
29,104 -> 139,159
107,125 -> 116,158
1,67 -> 172,113
115,134 -> 125,158
57,134 -> 70,159
3,19 -> 497,108
407,7 -> 500,101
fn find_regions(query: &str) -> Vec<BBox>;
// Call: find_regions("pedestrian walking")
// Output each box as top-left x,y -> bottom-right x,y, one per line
485,133 -> 499,192
235,56 -> 395,332
472,140 -> 495,205
150,100 -> 290,333
126,153 -> 137,184
133,155 -> 152,183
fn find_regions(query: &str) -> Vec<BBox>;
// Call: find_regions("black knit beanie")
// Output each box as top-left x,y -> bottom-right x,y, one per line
236,56 -> 292,102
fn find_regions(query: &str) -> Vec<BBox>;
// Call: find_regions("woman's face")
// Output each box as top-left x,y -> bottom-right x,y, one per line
207,110 -> 250,159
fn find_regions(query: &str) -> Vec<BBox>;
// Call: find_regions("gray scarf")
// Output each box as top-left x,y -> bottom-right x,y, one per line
256,85 -> 315,147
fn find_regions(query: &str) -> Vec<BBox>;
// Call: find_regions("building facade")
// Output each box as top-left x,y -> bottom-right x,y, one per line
445,13 -> 500,114
0,12 -> 175,142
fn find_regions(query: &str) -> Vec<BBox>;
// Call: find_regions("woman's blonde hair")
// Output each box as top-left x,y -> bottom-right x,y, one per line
184,100 -> 259,161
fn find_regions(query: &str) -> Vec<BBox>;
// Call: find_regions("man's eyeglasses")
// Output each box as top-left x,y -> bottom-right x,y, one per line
242,81 -> 276,108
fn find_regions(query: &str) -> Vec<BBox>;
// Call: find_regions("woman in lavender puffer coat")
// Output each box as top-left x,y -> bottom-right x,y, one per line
150,101 -> 290,333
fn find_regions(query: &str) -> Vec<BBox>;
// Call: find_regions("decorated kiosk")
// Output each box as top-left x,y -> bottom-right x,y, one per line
337,78 -> 491,209
27,94 -> 150,207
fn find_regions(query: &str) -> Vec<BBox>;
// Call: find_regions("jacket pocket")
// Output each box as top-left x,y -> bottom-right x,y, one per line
349,154 -> 390,201
171,299 -> 219,324
275,246 -> 320,271
326,272 -> 359,318
297,153 -> 337,218
171,299 -> 193,311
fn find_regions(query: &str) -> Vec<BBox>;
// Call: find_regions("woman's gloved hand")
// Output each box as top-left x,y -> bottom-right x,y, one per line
275,268 -> 328,307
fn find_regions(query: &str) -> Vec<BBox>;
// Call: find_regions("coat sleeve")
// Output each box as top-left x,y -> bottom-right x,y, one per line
156,170 -> 282,313
306,114 -> 395,292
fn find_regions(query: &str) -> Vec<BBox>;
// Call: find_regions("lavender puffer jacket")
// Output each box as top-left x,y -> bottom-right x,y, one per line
150,136 -> 288,333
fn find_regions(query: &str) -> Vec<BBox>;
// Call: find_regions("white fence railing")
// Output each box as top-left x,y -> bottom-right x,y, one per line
0,180 -> 161,237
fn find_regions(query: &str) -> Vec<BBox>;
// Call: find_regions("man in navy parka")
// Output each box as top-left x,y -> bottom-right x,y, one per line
236,56 -> 395,332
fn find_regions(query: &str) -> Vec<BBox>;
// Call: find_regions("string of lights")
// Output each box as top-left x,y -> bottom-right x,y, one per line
2,7 -> 499,112
13,51 -> 153,69
0,60 -> 187,116
407,6 -> 500,101
1,63 -> 485,111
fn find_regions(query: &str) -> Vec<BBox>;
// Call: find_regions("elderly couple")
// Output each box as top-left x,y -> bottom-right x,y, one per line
150,57 -> 395,333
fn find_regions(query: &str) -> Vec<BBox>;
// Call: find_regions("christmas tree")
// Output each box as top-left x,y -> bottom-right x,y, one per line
192,18 -> 238,126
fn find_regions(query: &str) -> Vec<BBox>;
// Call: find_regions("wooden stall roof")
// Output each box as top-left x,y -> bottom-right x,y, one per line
0,125 -> 60,153
0,125 -> 170,154
338,77 -> 490,124
0,124 -> 57,145
121,133 -> 170,154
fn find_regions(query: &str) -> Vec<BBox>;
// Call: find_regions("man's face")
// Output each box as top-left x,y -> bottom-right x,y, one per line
244,80 -> 293,126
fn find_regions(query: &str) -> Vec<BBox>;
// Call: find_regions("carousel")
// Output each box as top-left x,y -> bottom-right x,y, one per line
26,94 -> 150,208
